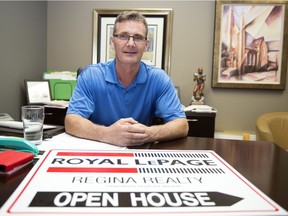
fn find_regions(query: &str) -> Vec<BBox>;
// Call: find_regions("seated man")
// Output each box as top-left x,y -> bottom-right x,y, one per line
65,11 -> 188,147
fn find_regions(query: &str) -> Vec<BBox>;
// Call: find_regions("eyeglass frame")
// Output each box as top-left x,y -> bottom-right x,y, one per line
113,34 -> 148,43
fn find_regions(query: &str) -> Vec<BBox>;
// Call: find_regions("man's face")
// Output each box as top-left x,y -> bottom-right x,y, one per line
111,20 -> 149,65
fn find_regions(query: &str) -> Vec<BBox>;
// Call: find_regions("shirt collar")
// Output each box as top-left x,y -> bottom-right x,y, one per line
105,59 -> 148,85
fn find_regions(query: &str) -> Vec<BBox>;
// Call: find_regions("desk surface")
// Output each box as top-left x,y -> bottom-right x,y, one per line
150,137 -> 288,211
1,137 -> 288,211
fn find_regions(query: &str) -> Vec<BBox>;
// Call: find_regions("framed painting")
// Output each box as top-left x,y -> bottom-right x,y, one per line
174,86 -> 180,99
212,0 -> 288,89
24,80 -> 52,104
92,9 -> 173,74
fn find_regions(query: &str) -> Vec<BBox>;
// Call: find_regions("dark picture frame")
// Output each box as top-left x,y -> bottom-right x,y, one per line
212,0 -> 288,90
92,9 -> 173,74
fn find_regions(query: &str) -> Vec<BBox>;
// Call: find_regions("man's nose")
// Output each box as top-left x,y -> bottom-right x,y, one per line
127,36 -> 135,45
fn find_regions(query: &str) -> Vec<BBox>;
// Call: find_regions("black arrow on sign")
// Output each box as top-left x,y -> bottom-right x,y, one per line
30,191 -> 243,207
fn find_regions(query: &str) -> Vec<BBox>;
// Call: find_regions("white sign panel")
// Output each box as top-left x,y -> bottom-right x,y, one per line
1,149 -> 287,216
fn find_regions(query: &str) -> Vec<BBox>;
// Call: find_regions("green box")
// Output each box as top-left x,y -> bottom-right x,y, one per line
43,71 -> 77,100
49,79 -> 76,100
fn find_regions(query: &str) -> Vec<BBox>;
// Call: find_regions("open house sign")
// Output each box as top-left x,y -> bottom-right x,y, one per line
1,149 -> 287,216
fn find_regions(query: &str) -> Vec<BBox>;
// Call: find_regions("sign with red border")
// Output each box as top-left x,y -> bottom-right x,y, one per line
1,149 -> 287,215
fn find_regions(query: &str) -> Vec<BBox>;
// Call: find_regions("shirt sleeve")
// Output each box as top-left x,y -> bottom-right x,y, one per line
154,73 -> 186,123
66,67 -> 96,119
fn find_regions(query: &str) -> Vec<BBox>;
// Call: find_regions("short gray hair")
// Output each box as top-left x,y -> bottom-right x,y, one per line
113,11 -> 148,36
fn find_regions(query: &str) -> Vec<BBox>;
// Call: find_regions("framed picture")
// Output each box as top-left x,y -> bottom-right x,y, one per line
92,9 -> 173,74
24,80 -> 52,104
174,86 -> 180,99
212,0 -> 288,89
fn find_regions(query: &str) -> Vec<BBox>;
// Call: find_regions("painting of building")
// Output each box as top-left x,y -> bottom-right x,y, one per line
219,4 -> 284,83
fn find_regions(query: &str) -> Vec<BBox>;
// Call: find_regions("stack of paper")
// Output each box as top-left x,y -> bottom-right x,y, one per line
43,71 -> 77,80
184,105 -> 217,113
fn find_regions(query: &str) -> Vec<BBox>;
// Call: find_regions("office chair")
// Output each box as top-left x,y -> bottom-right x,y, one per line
256,112 -> 288,151
77,67 -> 84,78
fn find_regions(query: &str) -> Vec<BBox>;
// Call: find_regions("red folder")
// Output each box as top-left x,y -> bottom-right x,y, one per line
0,150 -> 34,174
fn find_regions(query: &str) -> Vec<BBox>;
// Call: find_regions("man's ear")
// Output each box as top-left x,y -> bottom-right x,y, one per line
145,40 -> 150,51
110,36 -> 115,48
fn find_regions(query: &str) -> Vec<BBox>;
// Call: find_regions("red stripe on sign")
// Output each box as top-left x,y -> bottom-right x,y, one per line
47,167 -> 138,173
56,152 -> 134,157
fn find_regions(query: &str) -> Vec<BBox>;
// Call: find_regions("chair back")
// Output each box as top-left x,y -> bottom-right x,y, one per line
256,112 -> 288,150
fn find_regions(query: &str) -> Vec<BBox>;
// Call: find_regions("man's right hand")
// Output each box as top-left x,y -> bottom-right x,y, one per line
100,118 -> 149,146
65,115 -> 148,147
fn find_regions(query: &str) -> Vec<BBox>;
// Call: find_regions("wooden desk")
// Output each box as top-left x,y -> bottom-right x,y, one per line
185,111 -> 216,138
1,137 -> 287,212
150,137 -> 288,211
44,106 -> 67,126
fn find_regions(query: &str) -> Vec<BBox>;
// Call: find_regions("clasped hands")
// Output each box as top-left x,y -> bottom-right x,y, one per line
102,118 -> 153,147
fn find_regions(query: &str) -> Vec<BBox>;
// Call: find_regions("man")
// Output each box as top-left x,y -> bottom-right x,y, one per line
65,11 -> 188,147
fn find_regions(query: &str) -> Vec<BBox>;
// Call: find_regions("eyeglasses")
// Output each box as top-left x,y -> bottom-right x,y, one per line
114,34 -> 147,43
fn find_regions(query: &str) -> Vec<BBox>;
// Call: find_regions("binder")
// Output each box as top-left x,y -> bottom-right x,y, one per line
43,71 -> 77,100
0,150 -> 34,175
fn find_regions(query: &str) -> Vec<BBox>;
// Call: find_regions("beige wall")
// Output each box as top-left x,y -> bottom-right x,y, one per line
0,1 -> 47,120
47,1 -> 288,134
